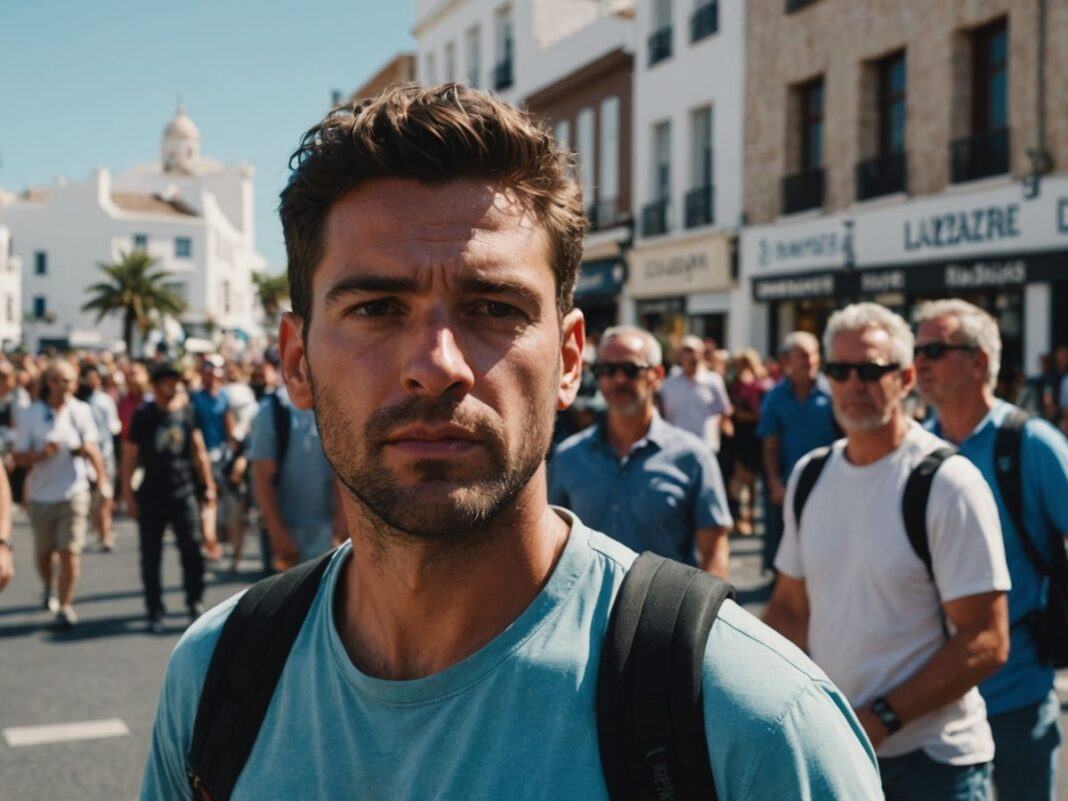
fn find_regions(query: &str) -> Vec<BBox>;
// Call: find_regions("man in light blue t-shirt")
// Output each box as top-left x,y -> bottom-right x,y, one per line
917,299 -> 1068,801
140,85 -> 881,800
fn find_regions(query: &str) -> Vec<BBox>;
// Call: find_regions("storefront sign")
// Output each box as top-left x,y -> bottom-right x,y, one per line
752,271 -> 839,301
627,233 -> 732,298
574,259 -> 624,298
903,204 -> 1021,252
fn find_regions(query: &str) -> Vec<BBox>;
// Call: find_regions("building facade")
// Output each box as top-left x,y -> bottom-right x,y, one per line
347,53 -> 417,103
0,108 -> 265,352
740,0 -> 1068,382
625,0 -> 746,353
0,223 -> 21,348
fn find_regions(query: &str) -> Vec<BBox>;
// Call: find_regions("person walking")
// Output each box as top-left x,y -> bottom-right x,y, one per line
764,303 -> 1011,800
141,84 -> 881,800
190,355 -> 231,560
122,363 -> 217,633
549,326 -> 733,577
0,469 -> 14,592
728,348 -> 773,534
13,360 -> 108,628
756,331 -> 837,571
660,334 -> 732,456
916,299 -> 1068,801
80,364 -> 121,551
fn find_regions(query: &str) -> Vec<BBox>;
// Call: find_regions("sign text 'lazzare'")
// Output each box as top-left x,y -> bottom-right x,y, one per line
904,204 -> 1021,252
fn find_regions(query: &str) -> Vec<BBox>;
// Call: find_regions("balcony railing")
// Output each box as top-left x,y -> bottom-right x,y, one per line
685,185 -> 714,228
493,59 -> 514,91
781,168 -> 824,214
648,26 -> 672,67
587,198 -> 620,232
855,152 -> 906,200
690,1 -> 718,42
950,128 -> 1009,183
641,199 -> 670,237
785,0 -> 819,11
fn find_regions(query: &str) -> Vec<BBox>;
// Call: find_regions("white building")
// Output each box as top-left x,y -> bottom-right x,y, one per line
625,0 -> 746,352
0,107 -> 264,353
0,220 -> 22,348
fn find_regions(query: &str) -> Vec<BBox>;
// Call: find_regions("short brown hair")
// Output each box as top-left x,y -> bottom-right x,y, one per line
279,83 -> 585,323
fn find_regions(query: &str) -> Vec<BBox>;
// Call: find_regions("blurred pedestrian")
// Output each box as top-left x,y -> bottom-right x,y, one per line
190,354 -> 231,560
660,334 -> 733,456
14,360 -> 108,628
916,299 -> 1068,801
80,364 -> 121,551
728,348 -> 773,534
756,331 -> 837,572
764,303 -> 1010,800
549,326 -> 733,576
122,363 -> 216,633
0,469 -> 13,592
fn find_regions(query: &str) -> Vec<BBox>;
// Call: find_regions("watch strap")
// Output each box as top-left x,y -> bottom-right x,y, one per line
870,696 -> 903,735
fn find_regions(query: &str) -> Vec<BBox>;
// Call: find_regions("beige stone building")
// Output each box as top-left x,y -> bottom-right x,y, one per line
736,0 -> 1068,384
347,54 -> 417,104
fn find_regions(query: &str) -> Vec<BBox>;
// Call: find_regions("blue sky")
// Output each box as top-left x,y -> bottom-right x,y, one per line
0,0 -> 414,271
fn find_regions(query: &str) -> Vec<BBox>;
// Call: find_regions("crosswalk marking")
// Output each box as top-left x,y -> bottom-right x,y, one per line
3,718 -> 129,747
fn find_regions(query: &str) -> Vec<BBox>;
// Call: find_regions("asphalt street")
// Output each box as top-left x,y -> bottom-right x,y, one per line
0,515 -> 1065,800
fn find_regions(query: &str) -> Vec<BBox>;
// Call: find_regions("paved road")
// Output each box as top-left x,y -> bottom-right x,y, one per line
0,517 -> 1065,799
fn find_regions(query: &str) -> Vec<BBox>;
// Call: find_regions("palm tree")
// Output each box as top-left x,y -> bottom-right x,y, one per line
81,250 -> 186,355
252,270 -> 290,327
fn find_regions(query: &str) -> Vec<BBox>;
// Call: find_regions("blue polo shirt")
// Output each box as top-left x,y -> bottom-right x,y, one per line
929,401 -> 1068,715
547,414 -> 732,565
191,389 -> 229,453
756,379 -> 838,481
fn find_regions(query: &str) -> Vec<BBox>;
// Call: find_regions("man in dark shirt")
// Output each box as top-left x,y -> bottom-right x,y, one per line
121,363 -> 216,633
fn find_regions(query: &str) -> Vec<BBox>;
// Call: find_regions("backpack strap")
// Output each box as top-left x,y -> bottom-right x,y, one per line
791,446 -> 832,533
597,552 -> 735,801
900,446 -> 956,582
187,549 -> 336,801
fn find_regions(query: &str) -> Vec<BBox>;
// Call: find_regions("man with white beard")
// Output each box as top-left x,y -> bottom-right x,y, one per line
763,302 -> 1011,801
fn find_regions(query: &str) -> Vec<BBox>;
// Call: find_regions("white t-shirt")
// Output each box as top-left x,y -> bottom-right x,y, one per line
224,382 -> 258,443
15,398 -> 100,503
88,389 -> 121,462
775,422 -> 1010,765
660,370 -> 733,453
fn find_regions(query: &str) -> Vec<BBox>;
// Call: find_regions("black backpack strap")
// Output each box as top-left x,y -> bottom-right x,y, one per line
901,446 -> 957,581
187,549 -> 336,801
993,409 -> 1055,578
597,552 -> 735,801
791,446 -> 832,533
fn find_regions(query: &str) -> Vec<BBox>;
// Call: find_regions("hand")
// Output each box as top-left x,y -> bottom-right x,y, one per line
769,478 -> 786,506
0,545 -> 13,592
854,707 -> 889,751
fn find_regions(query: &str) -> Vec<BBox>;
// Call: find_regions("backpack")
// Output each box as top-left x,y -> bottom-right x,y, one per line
791,443 -> 957,583
186,551 -> 735,801
992,409 -> 1068,668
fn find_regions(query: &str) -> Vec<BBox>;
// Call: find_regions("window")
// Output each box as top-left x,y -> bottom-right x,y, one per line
972,18 -> 1007,135
164,281 -> 189,304
222,281 -> 232,314
799,78 -> 824,170
466,26 -> 481,88
493,6 -> 514,90
425,52 -> 438,84
653,121 -> 672,200
445,42 -> 456,82
175,237 -> 192,258
649,0 -> 673,66
857,52 -> 907,200
133,233 -> 148,252
577,108 -> 596,209
598,96 -> 620,210
5,295 -> 13,323
690,0 -> 718,43
686,107 -> 714,228
34,251 -> 47,275
33,296 -> 46,318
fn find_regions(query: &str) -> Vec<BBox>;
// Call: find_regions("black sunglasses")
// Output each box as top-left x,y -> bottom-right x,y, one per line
592,361 -> 652,380
913,343 -> 978,361
824,362 -> 901,383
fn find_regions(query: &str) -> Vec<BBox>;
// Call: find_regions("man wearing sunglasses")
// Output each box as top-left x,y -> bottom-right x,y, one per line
916,299 -> 1068,801
764,302 -> 1011,800
548,326 -> 733,577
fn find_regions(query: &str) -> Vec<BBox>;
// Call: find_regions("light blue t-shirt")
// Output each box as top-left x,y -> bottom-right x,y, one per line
247,391 -> 334,528
929,401 -> 1068,715
756,379 -> 838,482
141,514 -> 882,800
548,414 -> 732,566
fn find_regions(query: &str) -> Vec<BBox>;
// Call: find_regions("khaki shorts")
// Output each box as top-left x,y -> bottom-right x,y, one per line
28,493 -> 91,557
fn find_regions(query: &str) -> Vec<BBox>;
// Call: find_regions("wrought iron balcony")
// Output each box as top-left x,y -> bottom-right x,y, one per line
685,185 -> 714,228
690,2 -> 718,42
493,59 -> 514,91
950,128 -> 1009,183
648,26 -> 672,67
587,198 -> 620,232
781,168 -> 824,214
855,152 -> 906,200
641,199 -> 670,237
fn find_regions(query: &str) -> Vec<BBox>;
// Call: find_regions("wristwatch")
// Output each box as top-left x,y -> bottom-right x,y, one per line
870,696 -> 903,735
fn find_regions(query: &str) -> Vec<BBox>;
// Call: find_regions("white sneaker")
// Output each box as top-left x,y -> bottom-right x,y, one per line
56,605 -> 78,628
43,586 -> 59,613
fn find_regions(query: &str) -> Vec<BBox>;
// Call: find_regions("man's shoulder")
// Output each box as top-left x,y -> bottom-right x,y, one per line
553,424 -> 601,459
654,419 -> 712,459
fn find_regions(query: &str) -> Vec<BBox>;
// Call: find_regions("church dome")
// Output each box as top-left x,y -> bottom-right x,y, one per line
163,107 -> 200,141
162,105 -> 201,172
